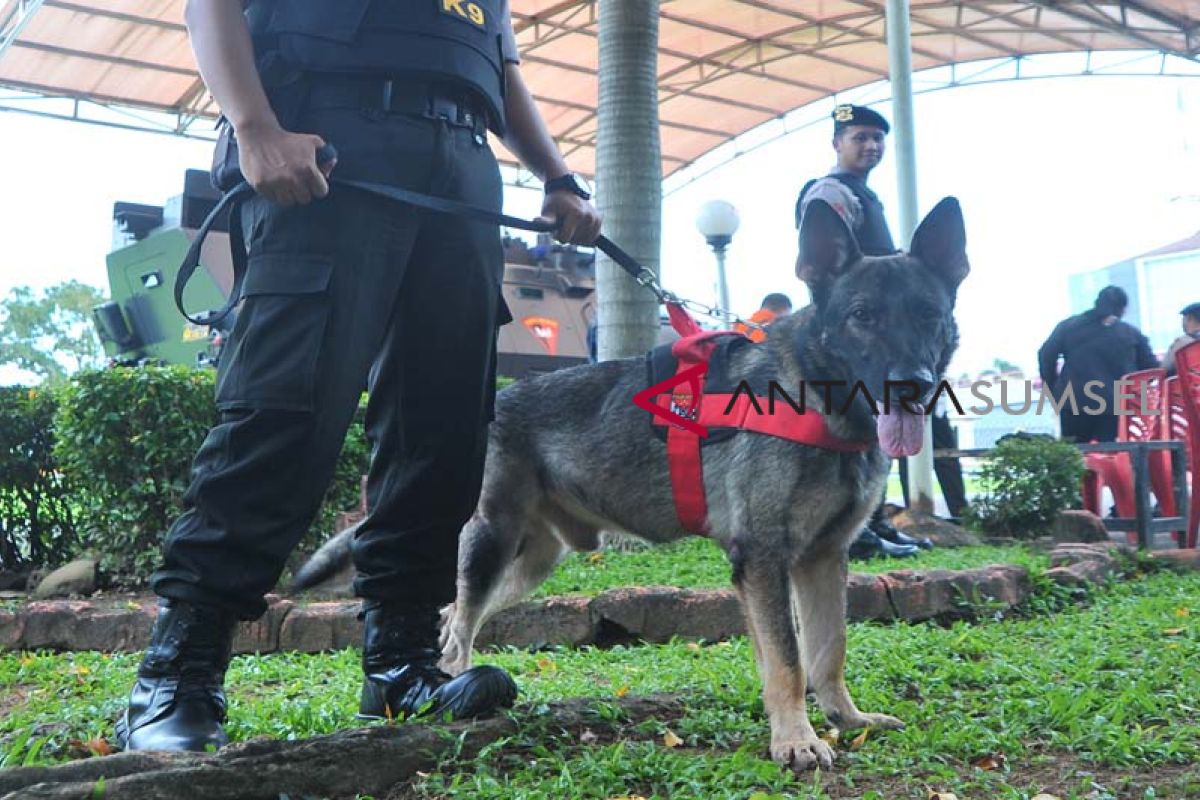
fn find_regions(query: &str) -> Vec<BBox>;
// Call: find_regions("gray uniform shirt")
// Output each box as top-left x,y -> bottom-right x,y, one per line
799,173 -> 865,233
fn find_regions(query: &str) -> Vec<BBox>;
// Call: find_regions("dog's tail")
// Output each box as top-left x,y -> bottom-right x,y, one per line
289,523 -> 357,593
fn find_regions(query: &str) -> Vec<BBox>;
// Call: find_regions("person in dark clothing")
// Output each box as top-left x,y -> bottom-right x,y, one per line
796,104 -> 930,559
1038,286 -> 1159,442
115,0 -> 601,753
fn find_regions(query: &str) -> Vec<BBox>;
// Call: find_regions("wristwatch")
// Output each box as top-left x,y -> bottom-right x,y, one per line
544,173 -> 592,201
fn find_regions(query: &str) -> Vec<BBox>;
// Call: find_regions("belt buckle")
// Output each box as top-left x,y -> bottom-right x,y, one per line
427,95 -> 455,122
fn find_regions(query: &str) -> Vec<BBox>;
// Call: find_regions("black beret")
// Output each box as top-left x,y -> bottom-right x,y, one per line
1182,302 -> 1200,318
832,104 -> 890,134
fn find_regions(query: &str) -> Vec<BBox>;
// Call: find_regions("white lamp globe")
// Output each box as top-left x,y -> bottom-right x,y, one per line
696,200 -> 740,245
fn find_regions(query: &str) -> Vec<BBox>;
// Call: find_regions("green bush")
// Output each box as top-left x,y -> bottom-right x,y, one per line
962,434 -> 1084,539
53,367 -> 369,586
54,367 -> 218,583
0,386 -> 77,570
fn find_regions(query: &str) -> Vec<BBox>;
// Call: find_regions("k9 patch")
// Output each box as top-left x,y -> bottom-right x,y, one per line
439,0 -> 487,29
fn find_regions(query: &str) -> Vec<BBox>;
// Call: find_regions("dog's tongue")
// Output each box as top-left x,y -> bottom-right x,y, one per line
875,402 -> 925,457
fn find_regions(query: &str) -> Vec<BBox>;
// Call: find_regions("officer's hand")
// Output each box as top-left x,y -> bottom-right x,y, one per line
538,191 -> 602,245
237,122 -> 334,207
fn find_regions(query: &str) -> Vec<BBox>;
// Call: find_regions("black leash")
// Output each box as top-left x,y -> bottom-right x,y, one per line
175,144 -> 654,326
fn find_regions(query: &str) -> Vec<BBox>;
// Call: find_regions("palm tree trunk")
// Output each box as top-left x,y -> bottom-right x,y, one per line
596,0 -> 661,361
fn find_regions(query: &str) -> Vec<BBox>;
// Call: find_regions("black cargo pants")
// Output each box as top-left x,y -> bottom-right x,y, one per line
151,97 -> 506,620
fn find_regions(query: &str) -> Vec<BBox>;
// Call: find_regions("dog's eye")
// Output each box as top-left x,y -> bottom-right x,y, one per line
851,307 -> 874,324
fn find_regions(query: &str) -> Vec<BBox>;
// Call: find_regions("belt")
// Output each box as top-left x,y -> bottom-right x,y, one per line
306,77 -> 488,137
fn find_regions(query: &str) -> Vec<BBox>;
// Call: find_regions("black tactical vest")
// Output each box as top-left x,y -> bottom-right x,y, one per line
258,0 -> 508,134
796,172 -> 896,256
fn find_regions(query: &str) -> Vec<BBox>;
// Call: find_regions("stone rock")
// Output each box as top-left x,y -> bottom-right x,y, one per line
31,559 -> 97,599
1044,562 -> 1110,587
846,574 -> 896,621
1045,542 -> 1123,586
1152,549 -> 1200,571
889,510 -> 982,547
0,607 -> 22,649
1053,510 -> 1110,543
1049,542 -> 1124,569
477,595 -> 594,650
278,601 -> 358,653
873,565 -> 1029,621
590,587 -> 743,643
67,601 -> 157,651
232,598 -> 294,655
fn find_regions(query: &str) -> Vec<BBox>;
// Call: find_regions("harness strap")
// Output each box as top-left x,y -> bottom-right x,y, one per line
667,423 -> 707,534
649,332 -> 872,533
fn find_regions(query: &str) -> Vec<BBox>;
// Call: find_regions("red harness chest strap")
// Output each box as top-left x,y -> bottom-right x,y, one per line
651,333 -> 871,534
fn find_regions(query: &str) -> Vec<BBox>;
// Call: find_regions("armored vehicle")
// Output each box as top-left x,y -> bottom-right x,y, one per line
92,169 -> 595,378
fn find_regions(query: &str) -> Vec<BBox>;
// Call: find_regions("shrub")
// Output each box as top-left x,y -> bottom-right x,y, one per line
53,367 -> 369,586
962,434 -> 1084,539
0,386 -> 77,570
54,367 -> 218,583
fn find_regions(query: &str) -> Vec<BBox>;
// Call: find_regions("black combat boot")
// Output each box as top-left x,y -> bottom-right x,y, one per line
359,602 -> 518,721
114,598 -> 236,752
848,527 -> 919,560
870,514 -> 934,551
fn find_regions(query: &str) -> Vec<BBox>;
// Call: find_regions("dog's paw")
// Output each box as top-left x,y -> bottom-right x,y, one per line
835,711 -> 905,732
771,735 -> 835,772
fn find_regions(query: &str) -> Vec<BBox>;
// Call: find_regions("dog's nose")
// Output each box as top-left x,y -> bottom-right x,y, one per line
888,368 -> 936,403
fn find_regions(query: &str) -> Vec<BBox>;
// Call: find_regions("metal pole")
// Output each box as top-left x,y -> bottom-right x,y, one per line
886,0 -> 936,514
714,244 -> 732,329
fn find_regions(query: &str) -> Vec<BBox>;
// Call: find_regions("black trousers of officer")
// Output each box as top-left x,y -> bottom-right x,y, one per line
152,95 -> 505,620
1059,406 -> 1119,444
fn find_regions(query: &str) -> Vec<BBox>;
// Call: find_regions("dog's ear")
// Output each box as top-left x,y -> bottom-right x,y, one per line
910,197 -> 969,294
795,199 -> 860,302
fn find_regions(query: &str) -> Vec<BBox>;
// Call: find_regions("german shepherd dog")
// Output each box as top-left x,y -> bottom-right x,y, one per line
293,197 -> 969,772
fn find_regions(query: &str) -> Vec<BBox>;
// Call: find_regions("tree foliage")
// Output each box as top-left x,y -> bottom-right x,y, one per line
0,281 -> 109,384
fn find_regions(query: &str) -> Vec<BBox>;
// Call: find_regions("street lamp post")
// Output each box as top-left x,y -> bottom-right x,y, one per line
696,200 -> 740,329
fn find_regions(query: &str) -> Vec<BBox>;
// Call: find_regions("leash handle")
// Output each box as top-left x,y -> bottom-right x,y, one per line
316,143 -> 338,168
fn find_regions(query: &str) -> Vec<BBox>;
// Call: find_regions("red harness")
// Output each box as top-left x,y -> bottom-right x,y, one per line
635,328 -> 872,534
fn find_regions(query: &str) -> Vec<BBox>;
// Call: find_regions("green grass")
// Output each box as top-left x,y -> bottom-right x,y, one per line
534,539 -> 1049,598
2,570 -> 1197,798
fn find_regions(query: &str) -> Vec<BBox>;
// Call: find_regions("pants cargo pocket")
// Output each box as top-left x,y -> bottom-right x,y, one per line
215,254 -> 334,413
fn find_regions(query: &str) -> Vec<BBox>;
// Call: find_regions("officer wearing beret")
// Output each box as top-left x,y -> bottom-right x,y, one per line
116,0 -> 601,752
795,104 -> 894,255
794,105 -> 937,559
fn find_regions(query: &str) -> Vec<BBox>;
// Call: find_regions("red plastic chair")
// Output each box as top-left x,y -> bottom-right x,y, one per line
1080,368 -> 1176,544
1173,340 -> 1200,548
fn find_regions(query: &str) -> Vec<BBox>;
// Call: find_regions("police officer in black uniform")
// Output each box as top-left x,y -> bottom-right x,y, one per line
1038,286 -> 1159,442
796,104 -> 932,559
115,0 -> 601,752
